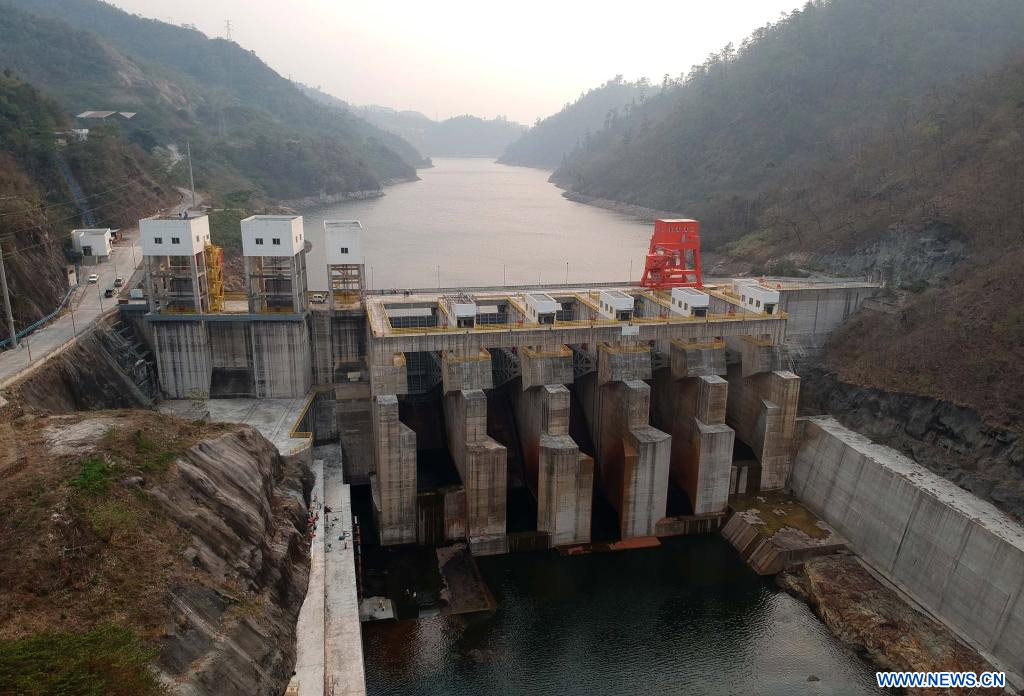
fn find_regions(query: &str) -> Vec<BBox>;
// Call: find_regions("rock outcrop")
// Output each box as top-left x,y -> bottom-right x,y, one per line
780,555 -> 993,695
152,427 -> 313,695
801,366 -> 1024,524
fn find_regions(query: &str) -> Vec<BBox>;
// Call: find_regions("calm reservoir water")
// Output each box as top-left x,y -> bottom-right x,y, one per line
307,159 -> 883,694
298,158 -> 652,289
362,537 -> 883,695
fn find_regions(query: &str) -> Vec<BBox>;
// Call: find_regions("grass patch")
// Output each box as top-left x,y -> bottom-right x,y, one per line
69,458 -> 114,495
0,623 -> 165,696
87,501 -> 139,543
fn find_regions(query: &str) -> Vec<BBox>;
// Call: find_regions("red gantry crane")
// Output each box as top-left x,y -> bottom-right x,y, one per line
639,218 -> 703,289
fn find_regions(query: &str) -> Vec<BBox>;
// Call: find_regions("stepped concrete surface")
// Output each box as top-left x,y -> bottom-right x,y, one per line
158,396 -> 311,457
791,416 -> 1024,684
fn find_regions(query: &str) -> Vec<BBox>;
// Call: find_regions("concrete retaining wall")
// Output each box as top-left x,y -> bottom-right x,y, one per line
791,417 -> 1024,680
153,321 -> 212,398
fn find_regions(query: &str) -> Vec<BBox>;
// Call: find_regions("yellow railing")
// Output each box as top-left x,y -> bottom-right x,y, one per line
381,310 -> 783,336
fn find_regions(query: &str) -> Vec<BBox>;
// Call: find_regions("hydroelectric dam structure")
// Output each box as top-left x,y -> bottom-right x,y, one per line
115,212 -> 1024,690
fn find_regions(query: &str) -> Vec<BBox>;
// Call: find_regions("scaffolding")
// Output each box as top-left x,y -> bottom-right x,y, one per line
205,243 -> 225,312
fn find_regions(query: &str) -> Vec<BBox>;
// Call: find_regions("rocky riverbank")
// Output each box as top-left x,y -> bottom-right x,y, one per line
779,555 -> 995,695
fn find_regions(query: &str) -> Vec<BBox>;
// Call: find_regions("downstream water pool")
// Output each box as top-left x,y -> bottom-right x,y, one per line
362,536 -> 884,695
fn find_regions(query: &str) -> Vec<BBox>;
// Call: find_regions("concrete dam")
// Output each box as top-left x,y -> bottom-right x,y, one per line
105,212 -> 1024,691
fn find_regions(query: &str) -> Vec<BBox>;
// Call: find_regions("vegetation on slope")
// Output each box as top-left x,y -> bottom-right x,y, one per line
0,410 -> 309,694
0,71 -> 175,328
355,105 -> 526,158
0,0 -> 422,203
500,76 -> 652,168
552,0 -> 1024,249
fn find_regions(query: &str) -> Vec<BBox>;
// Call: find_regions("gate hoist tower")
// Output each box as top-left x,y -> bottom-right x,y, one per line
640,218 -> 703,289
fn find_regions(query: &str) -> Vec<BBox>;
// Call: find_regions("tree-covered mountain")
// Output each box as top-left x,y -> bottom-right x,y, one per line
551,0 -> 1024,249
0,71 -> 175,327
499,77 -> 653,168
0,0 -> 424,204
298,86 -> 526,159
355,106 -> 526,158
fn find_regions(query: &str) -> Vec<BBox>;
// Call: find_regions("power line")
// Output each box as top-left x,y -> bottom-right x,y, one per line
0,179 -> 139,219
0,189 -> 140,249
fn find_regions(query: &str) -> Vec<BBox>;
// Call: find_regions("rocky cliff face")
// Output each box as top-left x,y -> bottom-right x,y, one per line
0,410 -> 312,696
152,427 -> 313,694
801,366 -> 1024,524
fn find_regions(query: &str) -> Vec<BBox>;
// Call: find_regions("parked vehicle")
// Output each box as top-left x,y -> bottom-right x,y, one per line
87,273 -> 99,284
114,277 -> 124,287
310,293 -> 326,304
104,288 -> 114,298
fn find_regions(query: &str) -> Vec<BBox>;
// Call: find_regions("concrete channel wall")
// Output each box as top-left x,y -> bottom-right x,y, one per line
791,417 -> 1024,681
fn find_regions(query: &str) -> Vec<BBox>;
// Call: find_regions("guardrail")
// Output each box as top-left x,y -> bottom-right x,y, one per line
0,282 -> 81,350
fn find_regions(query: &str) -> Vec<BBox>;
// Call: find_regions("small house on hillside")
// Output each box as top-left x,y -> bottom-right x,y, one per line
71,228 -> 113,264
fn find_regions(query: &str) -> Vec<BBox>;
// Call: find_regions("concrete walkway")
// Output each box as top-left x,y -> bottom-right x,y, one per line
290,454 -> 366,696
291,460 -> 326,695
323,456 -> 366,696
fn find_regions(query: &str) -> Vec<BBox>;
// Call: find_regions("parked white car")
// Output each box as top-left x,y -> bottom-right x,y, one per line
87,273 -> 99,284
310,293 -> 326,304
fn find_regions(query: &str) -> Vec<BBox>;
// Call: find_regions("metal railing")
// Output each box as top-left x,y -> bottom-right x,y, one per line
0,282 -> 80,350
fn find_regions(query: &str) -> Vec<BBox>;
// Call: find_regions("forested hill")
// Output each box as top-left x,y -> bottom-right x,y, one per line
499,77 -> 652,168
552,0 -> 1024,250
299,86 -> 527,159
355,107 -> 526,159
0,0 -> 424,204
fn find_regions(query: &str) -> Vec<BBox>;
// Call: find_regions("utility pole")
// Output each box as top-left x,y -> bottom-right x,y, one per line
225,19 -> 232,41
186,142 -> 197,210
0,241 -> 16,348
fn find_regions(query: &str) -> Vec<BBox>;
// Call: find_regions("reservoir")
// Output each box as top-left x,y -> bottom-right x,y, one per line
298,158 -> 652,289
302,160 -> 886,695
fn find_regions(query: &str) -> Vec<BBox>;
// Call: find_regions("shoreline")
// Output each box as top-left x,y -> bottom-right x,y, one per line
556,186 -> 687,222
279,175 -> 420,208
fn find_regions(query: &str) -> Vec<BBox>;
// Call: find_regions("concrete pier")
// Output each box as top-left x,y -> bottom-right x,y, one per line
513,383 -> 593,546
726,341 -> 800,490
443,389 -> 508,555
596,378 -> 670,538
370,395 -> 417,545
652,341 -> 734,515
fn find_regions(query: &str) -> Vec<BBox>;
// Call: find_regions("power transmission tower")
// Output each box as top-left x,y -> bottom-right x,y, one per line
0,241 -> 17,348
225,19 -> 232,41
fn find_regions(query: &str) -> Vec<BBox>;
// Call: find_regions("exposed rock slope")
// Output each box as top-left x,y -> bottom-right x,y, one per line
0,409 -> 312,695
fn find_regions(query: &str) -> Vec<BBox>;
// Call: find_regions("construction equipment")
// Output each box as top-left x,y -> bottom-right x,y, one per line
640,218 -> 703,289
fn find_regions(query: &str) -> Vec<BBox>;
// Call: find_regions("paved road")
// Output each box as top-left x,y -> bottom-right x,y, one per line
0,190 -> 198,388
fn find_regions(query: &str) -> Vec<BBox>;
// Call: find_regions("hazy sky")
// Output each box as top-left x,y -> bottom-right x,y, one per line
110,0 -> 803,124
